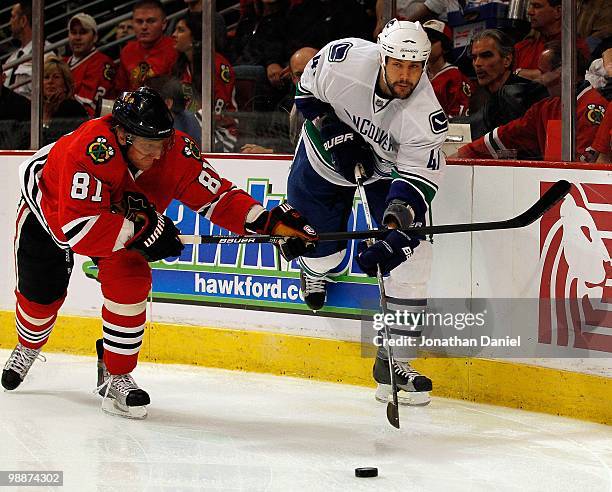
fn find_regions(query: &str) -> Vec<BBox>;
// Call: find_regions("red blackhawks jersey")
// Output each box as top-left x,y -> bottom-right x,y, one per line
180,52 -> 238,150
114,36 -> 178,93
180,53 -> 237,115
429,63 -> 473,118
514,33 -> 590,71
19,115 -> 258,258
458,85 -> 607,161
591,100 -> 612,155
66,50 -> 115,116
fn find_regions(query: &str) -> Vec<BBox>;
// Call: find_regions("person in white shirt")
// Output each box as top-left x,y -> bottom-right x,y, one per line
3,1 -> 33,99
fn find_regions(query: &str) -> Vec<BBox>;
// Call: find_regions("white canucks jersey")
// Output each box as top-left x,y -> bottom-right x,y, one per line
295,37 -> 447,209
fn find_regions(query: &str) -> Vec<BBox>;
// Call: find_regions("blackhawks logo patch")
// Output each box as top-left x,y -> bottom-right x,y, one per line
103,63 -> 115,81
182,136 -> 201,160
462,81 -> 472,97
86,136 -> 115,164
586,104 -> 605,125
220,63 -> 231,83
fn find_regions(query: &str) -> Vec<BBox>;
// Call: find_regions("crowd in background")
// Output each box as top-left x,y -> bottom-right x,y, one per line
0,0 -> 611,161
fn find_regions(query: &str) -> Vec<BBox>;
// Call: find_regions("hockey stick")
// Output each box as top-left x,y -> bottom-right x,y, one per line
354,164 -> 400,429
178,180 -> 571,245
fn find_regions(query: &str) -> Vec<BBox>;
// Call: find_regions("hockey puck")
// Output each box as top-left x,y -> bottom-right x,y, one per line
355,467 -> 378,478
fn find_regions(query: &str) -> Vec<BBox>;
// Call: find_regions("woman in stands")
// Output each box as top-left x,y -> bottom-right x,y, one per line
172,13 -> 238,152
42,55 -> 88,145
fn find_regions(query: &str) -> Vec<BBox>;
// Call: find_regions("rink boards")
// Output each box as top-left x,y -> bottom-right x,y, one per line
0,151 -> 610,424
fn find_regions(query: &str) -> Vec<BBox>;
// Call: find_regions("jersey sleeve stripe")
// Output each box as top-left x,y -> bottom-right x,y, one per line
392,169 -> 439,191
19,146 -> 70,249
492,128 -> 507,151
64,216 -> 100,247
484,132 -> 499,158
295,81 -> 313,97
304,121 -> 334,168
390,170 -> 436,206
61,215 -> 98,238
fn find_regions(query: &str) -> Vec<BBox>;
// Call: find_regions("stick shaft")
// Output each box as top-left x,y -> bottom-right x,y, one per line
178,180 -> 571,245
354,164 -> 400,428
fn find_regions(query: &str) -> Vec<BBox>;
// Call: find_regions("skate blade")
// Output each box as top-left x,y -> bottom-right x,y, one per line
101,397 -> 147,420
375,385 -> 431,406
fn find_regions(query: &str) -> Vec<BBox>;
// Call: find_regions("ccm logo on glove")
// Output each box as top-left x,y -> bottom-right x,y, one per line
323,133 -> 355,150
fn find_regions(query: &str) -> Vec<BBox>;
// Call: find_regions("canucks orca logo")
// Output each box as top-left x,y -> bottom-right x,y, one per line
86,136 -> 115,164
182,136 -> 201,160
429,109 -> 448,134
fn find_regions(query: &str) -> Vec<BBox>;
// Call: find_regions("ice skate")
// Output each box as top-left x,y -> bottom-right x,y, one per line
2,343 -> 45,390
95,339 -> 149,419
373,356 -> 432,406
300,271 -> 328,311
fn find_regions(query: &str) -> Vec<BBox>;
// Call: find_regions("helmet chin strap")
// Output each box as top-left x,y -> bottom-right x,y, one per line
379,55 -> 393,98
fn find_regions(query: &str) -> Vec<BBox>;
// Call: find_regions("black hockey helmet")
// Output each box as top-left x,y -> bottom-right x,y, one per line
112,87 -> 174,139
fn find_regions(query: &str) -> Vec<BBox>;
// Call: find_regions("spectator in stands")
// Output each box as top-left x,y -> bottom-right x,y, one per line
593,48 -> 612,162
102,18 -> 134,61
374,0 -> 426,38
113,0 -> 178,93
116,19 -> 135,40
66,14 -> 115,117
0,64 -> 30,149
42,56 -> 89,146
241,46 -> 317,154
144,75 -> 202,145
458,41 -> 606,161
514,0 -> 590,81
577,0 -> 612,53
593,101 -> 612,162
461,29 -> 548,139
400,0 -> 464,24
3,1 -> 34,99
230,0 -> 290,90
180,0 -> 228,54
423,20 -> 472,118
172,13 -> 238,151
285,0 -> 372,56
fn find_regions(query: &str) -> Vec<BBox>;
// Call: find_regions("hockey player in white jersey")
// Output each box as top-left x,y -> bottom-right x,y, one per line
288,19 -> 448,405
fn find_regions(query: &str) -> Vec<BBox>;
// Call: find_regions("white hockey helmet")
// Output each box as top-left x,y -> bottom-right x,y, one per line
377,19 -> 431,66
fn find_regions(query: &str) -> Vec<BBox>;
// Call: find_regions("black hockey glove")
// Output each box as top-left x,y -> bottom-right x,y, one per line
246,203 -> 319,261
355,230 -> 420,277
319,112 -> 375,184
122,191 -> 184,262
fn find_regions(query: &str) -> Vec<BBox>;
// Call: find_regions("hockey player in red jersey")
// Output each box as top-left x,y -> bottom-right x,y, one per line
423,20 -> 473,118
113,0 -> 178,93
65,13 -> 115,116
2,87 -> 318,418
458,41 -> 606,161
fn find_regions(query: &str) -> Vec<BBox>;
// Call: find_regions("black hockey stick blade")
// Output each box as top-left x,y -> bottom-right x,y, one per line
387,401 -> 400,429
178,180 -> 571,245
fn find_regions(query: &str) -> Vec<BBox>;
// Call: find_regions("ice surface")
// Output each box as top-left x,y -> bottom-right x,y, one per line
0,349 -> 610,492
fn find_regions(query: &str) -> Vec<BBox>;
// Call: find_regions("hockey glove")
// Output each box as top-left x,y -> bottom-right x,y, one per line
246,203 -> 319,261
319,112 -> 375,184
355,230 -> 420,277
122,191 -> 184,262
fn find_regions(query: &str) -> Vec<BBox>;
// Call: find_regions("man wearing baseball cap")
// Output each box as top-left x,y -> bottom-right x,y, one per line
423,19 -> 473,118
66,13 -> 115,116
